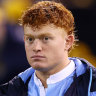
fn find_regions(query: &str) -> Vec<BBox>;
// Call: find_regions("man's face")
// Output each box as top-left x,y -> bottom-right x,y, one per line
24,24 -> 73,73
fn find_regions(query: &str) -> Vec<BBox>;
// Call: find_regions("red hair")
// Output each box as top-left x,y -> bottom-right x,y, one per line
20,1 -> 75,35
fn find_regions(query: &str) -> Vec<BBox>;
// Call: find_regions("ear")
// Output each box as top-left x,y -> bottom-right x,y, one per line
65,35 -> 74,51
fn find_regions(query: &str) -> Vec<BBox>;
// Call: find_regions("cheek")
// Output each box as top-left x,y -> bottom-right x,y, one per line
47,44 -> 65,60
51,40 -> 65,53
25,45 -> 31,58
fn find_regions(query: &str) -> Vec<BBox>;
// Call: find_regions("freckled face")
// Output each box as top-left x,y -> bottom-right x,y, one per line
24,24 -> 70,72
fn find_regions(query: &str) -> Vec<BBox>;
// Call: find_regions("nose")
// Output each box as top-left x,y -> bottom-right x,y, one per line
32,39 -> 42,52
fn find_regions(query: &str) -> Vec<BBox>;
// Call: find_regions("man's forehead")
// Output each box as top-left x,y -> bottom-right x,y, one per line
24,24 -> 54,31
24,24 -> 67,37
24,25 -> 53,36
24,32 -> 53,37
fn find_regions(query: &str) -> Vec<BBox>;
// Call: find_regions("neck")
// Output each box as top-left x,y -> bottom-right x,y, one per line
35,71 -> 50,88
35,58 -> 70,88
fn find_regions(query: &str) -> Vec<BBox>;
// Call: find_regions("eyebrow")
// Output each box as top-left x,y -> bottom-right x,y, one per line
24,33 -> 53,38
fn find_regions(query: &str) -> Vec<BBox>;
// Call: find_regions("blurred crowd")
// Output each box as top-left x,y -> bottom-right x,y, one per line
0,0 -> 96,84
0,0 -> 32,84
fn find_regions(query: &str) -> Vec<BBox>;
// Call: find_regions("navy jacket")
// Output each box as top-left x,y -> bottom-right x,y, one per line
0,58 -> 96,96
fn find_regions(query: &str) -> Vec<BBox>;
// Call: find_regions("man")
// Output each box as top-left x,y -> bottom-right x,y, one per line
0,1 -> 96,96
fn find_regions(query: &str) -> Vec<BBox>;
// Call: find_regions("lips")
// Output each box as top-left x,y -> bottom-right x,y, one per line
31,55 -> 46,59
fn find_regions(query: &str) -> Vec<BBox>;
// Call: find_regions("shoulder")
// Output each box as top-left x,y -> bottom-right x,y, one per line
18,67 -> 35,83
0,67 -> 34,96
0,76 -> 26,96
90,92 -> 96,96
70,57 -> 96,94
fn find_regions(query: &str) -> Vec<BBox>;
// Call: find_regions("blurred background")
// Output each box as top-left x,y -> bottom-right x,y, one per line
0,0 -> 96,84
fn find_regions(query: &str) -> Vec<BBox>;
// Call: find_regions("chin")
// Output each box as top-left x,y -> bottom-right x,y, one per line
33,67 -> 48,72
30,63 -> 47,70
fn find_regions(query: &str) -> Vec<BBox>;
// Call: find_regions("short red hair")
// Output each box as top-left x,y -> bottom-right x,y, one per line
20,1 -> 75,35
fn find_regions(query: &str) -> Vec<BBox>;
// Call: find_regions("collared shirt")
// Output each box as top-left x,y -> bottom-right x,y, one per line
28,60 -> 76,96
18,58 -> 96,96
